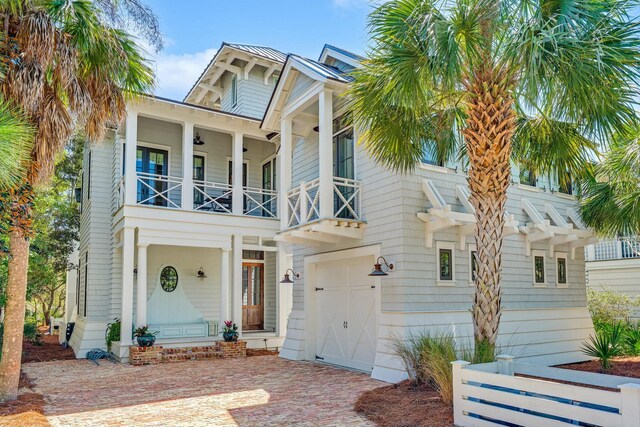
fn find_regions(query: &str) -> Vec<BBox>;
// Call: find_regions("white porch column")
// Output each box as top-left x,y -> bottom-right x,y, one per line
279,118 -> 293,229
318,88 -> 334,219
135,243 -> 148,328
232,132 -> 244,216
220,248 -> 231,325
124,110 -> 138,206
120,227 -> 135,345
232,234 -> 243,337
182,122 -> 194,210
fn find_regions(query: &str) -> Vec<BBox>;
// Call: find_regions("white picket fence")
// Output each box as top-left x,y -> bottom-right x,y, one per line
452,355 -> 640,427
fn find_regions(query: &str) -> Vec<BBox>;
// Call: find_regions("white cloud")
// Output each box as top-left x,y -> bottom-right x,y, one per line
148,47 -> 218,101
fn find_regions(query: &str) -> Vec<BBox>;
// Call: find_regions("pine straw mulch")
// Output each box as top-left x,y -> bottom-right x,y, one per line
0,372 -> 49,427
21,335 -> 75,364
557,356 -> 640,378
355,380 -> 454,427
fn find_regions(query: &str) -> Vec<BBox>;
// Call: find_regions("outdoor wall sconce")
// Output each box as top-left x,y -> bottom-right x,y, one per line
280,268 -> 300,284
368,257 -> 394,277
133,267 -> 138,278
197,267 -> 207,279
193,132 -> 205,145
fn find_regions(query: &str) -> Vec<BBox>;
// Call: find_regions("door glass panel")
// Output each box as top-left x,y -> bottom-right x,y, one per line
251,267 -> 261,305
333,127 -> 355,218
136,146 -> 169,206
242,266 -> 249,305
193,155 -> 205,207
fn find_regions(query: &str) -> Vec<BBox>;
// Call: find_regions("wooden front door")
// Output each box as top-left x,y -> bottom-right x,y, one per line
242,263 -> 264,330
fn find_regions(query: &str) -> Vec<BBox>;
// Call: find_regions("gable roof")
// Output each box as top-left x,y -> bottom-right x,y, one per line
319,44 -> 364,62
289,54 -> 354,84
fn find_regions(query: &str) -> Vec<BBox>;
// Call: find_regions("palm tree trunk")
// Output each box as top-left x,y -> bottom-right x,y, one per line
462,67 -> 516,359
0,229 -> 30,401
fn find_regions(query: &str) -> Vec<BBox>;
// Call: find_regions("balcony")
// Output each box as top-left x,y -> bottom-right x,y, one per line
586,237 -> 640,262
116,173 -> 278,219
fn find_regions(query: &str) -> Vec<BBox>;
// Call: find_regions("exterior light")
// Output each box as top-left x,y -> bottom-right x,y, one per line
280,268 -> 300,284
369,256 -> 394,277
197,267 -> 207,279
193,132 -> 205,145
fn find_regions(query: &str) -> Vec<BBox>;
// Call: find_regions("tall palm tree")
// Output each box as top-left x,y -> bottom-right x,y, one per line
349,0 -> 639,357
0,100 -> 32,190
580,126 -> 640,236
0,0 -> 155,401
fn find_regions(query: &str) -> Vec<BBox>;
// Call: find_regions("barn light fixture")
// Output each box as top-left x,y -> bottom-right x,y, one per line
193,132 -> 205,145
368,257 -> 394,277
197,267 -> 207,279
313,125 -> 319,132
280,268 -> 300,284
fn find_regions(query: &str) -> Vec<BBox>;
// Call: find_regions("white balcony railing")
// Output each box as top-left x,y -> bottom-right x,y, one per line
193,180 -> 233,213
586,237 -> 640,261
286,177 -> 362,228
243,186 -> 278,218
116,175 -> 125,209
136,172 -> 182,208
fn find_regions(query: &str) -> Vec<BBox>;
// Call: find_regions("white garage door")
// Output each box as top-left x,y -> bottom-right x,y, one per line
314,255 -> 377,372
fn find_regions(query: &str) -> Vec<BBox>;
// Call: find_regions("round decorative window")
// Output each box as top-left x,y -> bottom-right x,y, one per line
160,266 -> 178,292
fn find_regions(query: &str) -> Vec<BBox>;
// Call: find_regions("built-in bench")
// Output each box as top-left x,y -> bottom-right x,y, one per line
150,321 -> 209,339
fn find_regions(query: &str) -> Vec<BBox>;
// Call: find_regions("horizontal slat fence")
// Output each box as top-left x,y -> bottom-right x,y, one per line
452,356 -> 640,427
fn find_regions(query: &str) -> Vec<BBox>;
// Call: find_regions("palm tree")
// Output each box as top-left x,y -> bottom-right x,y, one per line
349,0 -> 639,358
580,126 -> 640,236
0,100 -> 32,190
0,0 -> 156,401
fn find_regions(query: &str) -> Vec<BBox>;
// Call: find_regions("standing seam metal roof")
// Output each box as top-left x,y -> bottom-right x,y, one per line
290,54 -> 354,83
225,43 -> 287,63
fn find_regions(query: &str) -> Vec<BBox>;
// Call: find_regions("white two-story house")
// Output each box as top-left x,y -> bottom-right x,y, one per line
67,42 -> 596,382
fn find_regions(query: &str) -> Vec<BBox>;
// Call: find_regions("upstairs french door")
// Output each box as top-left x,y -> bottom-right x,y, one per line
333,124 -> 355,219
193,155 -> 205,207
136,146 -> 169,206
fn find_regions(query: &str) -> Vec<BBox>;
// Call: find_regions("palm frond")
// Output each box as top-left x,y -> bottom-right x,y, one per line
0,99 -> 33,191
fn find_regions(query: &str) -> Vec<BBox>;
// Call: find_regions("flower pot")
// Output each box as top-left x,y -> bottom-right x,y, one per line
136,335 -> 156,347
223,331 -> 238,342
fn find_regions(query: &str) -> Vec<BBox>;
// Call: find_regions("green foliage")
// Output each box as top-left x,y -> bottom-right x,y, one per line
0,316 -> 42,353
133,325 -> 157,338
105,319 -> 121,352
0,98 -> 33,191
623,327 -> 640,356
581,322 -> 624,370
392,330 -> 494,405
587,287 -> 635,328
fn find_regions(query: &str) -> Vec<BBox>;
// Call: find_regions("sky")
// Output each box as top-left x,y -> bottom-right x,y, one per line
144,0 -> 373,101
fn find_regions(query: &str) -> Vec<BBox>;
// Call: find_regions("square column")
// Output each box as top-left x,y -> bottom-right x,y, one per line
135,243 -> 148,328
232,132 -> 244,216
120,227 -> 135,345
318,88 -> 334,219
182,122 -> 194,210
232,234 -> 243,337
279,118 -> 293,229
124,110 -> 138,206
220,248 -> 231,325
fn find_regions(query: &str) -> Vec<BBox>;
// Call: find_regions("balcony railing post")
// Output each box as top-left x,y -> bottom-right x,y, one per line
232,132 -> 244,216
181,122 -> 194,210
299,181 -> 307,223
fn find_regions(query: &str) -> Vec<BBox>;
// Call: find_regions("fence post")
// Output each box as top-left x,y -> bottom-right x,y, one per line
620,383 -> 640,427
496,354 -> 515,376
451,360 -> 470,427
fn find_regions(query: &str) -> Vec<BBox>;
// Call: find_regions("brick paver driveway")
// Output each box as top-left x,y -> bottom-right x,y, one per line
22,356 -> 384,426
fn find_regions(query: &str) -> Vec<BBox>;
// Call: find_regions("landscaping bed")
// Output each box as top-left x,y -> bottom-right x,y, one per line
0,373 -> 49,427
22,335 -> 75,364
558,356 -> 640,378
355,380 -> 453,427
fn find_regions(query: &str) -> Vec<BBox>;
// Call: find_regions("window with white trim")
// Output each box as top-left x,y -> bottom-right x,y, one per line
532,250 -> 547,286
231,74 -> 238,107
436,241 -> 455,285
556,252 -> 568,287
468,244 -> 478,285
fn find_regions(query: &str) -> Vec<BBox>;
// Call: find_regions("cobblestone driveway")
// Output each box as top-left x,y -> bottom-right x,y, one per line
22,356 -> 384,426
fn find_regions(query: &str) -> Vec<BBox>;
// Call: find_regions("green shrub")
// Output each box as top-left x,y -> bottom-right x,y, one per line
587,288 -> 635,328
105,319 -> 121,352
623,324 -> 640,356
581,322 -> 624,370
392,331 -> 494,405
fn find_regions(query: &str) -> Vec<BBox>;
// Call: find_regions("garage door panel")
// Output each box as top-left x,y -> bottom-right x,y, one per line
347,256 -> 376,286
316,288 -> 347,360
347,287 -> 377,369
316,261 -> 347,287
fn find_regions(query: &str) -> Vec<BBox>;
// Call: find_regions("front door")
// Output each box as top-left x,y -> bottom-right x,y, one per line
242,263 -> 264,330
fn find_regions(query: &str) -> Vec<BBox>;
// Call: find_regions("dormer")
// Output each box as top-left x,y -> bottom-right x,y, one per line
184,43 -> 286,118
318,44 -> 362,73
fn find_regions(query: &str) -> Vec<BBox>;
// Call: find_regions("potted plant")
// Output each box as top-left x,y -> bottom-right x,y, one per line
133,325 -> 158,347
222,321 -> 239,342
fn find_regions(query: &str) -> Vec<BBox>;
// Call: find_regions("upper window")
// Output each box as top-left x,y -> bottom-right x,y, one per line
160,266 -> 178,292
231,74 -> 238,107
436,242 -> 455,285
556,253 -> 568,286
520,167 -> 536,186
532,250 -> 546,286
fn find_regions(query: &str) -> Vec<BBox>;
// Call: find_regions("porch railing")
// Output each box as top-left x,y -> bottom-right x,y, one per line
286,177 -> 362,228
116,175 -> 125,209
193,180 -> 233,213
137,172 -> 182,209
243,186 -> 278,218
586,237 -> 640,261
